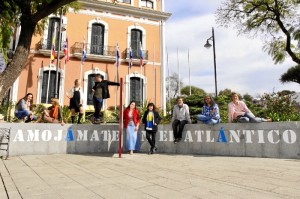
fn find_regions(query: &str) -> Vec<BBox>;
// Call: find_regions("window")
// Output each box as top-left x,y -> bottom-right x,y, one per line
131,29 -> 142,59
47,18 -> 61,50
141,0 -> 153,8
87,74 -> 95,105
41,70 -> 60,103
90,24 -> 104,55
130,77 -> 143,106
119,0 -> 131,4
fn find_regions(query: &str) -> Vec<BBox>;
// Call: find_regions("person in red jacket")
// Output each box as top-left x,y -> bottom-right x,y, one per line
123,101 -> 140,155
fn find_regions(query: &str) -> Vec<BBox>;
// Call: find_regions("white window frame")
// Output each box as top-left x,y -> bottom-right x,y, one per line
125,71 -> 147,106
87,19 -> 109,54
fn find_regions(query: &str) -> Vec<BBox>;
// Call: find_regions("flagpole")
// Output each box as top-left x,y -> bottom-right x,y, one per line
153,43 -> 156,104
140,42 -> 143,107
46,23 -> 57,104
188,48 -> 191,95
177,48 -> 180,96
167,50 -> 170,112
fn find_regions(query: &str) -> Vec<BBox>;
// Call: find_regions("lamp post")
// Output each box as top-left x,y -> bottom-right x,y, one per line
204,27 -> 218,98
55,8 -> 64,99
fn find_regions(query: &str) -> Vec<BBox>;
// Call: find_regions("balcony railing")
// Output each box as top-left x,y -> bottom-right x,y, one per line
70,42 -> 116,57
35,38 -> 64,51
123,48 -> 148,60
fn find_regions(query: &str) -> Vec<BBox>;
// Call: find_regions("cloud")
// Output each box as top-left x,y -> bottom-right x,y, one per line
165,10 -> 300,96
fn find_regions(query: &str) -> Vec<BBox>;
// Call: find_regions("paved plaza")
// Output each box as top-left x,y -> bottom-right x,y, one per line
0,153 -> 299,199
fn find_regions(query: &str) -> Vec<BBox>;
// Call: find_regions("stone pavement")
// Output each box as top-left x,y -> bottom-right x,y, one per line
0,153 -> 299,199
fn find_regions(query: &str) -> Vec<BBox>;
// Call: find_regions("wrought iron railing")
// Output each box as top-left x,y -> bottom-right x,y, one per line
70,42 -> 117,57
123,48 -> 148,60
35,38 -> 64,51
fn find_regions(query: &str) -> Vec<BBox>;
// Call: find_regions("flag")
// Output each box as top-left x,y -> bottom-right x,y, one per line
63,37 -> 69,63
129,47 -> 133,69
116,42 -> 120,68
51,46 -> 56,64
81,40 -> 86,64
50,32 -> 56,64
140,42 -> 143,66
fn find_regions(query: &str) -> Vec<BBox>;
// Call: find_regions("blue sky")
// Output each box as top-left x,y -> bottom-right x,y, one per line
164,1 -> 300,97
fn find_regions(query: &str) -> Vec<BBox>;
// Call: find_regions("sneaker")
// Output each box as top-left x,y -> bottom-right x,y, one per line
174,139 -> 177,144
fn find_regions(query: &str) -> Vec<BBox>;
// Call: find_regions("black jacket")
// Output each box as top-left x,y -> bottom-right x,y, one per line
100,80 -> 120,99
142,110 -> 162,132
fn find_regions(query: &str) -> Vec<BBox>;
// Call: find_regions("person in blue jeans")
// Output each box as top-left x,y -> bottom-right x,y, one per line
14,93 -> 37,122
196,95 -> 220,124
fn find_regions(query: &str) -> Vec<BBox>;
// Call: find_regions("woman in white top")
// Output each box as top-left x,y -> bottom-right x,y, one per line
66,79 -> 84,124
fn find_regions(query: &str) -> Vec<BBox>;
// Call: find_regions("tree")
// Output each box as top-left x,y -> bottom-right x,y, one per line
280,65 -> 300,84
0,0 -> 77,103
216,0 -> 300,65
180,86 -> 206,96
166,72 -> 184,99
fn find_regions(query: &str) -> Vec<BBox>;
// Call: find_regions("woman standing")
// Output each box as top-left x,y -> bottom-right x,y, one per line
142,103 -> 162,154
66,79 -> 84,124
196,95 -> 221,124
15,93 -> 37,123
123,101 -> 140,155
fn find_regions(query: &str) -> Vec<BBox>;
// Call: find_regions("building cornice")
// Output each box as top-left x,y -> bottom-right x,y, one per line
79,0 -> 171,21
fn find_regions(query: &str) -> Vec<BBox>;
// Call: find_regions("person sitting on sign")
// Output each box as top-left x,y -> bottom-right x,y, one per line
14,93 -> 37,123
228,92 -> 272,123
196,95 -> 221,124
36,98 -> 65,125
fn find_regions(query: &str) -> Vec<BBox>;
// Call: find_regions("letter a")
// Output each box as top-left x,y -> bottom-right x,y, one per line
65,127 -> 74,141
217,127 -> 227,143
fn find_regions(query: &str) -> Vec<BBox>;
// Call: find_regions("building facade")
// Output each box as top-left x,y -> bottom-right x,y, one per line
9,0 -> 171,111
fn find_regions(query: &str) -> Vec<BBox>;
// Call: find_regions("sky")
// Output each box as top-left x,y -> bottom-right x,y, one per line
164,0 -> 300,97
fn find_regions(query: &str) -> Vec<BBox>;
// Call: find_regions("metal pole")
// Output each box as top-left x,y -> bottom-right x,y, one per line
118,78 -> 123,158
55,9 -> 63,99
177,48 -> 180,96
188,48 -> 191,95
212,27 -> 218,98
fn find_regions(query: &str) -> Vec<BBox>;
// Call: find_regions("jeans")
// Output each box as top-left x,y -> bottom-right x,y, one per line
93,97 -> 103,119
15,110 -> 30,119
172,119 -> 188,139
196,114 -> 220,124
237,112 -> 266,123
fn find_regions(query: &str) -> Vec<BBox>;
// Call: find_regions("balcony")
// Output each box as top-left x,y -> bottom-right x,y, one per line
35,38 -> 65,58
70,42 -> 117,62
122,48 -> 148,66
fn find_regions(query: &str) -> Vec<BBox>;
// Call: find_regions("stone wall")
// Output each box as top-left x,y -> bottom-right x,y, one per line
1,122 -> 299,159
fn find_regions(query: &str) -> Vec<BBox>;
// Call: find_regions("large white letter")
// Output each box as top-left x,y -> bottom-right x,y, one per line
54,130 -> 63,141
77,130 -> 88,141
159,131 -> 168,141
41,130 -> 52,141
13,130 -> 24,142
267,130 -> 280,144
257,130 -> 265,143
229,130 -> 240,143
91,130 -> 100,141
195,130 -> 204,142
184,130 -> 193,142
243,130 -> 255,143
282,130 -> 296,144
27,130 -> 40,141
206,131 -> 214,142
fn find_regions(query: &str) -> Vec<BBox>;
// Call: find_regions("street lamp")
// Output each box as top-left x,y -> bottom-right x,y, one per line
204,27 -> 218,98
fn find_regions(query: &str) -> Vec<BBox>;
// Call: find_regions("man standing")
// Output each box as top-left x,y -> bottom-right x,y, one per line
92,74 -> 120,123
171,97 -> 191,143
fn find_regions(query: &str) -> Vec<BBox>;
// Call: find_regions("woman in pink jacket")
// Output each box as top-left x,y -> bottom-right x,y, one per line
228,92 -> 272,123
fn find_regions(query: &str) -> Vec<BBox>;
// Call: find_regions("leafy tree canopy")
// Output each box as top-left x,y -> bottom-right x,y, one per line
180,86 -> 206,96
216,0 -> 300,65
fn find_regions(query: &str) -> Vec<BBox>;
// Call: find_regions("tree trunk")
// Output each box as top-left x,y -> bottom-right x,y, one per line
0,21 -> 35,103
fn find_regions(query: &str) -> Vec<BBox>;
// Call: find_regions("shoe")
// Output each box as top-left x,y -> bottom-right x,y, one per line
174,139 -> 177,144
154,147 -> 158,152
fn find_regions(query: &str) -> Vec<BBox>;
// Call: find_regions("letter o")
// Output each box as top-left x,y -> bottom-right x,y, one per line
42,130 -> 52,141
282,130 -> 296,144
